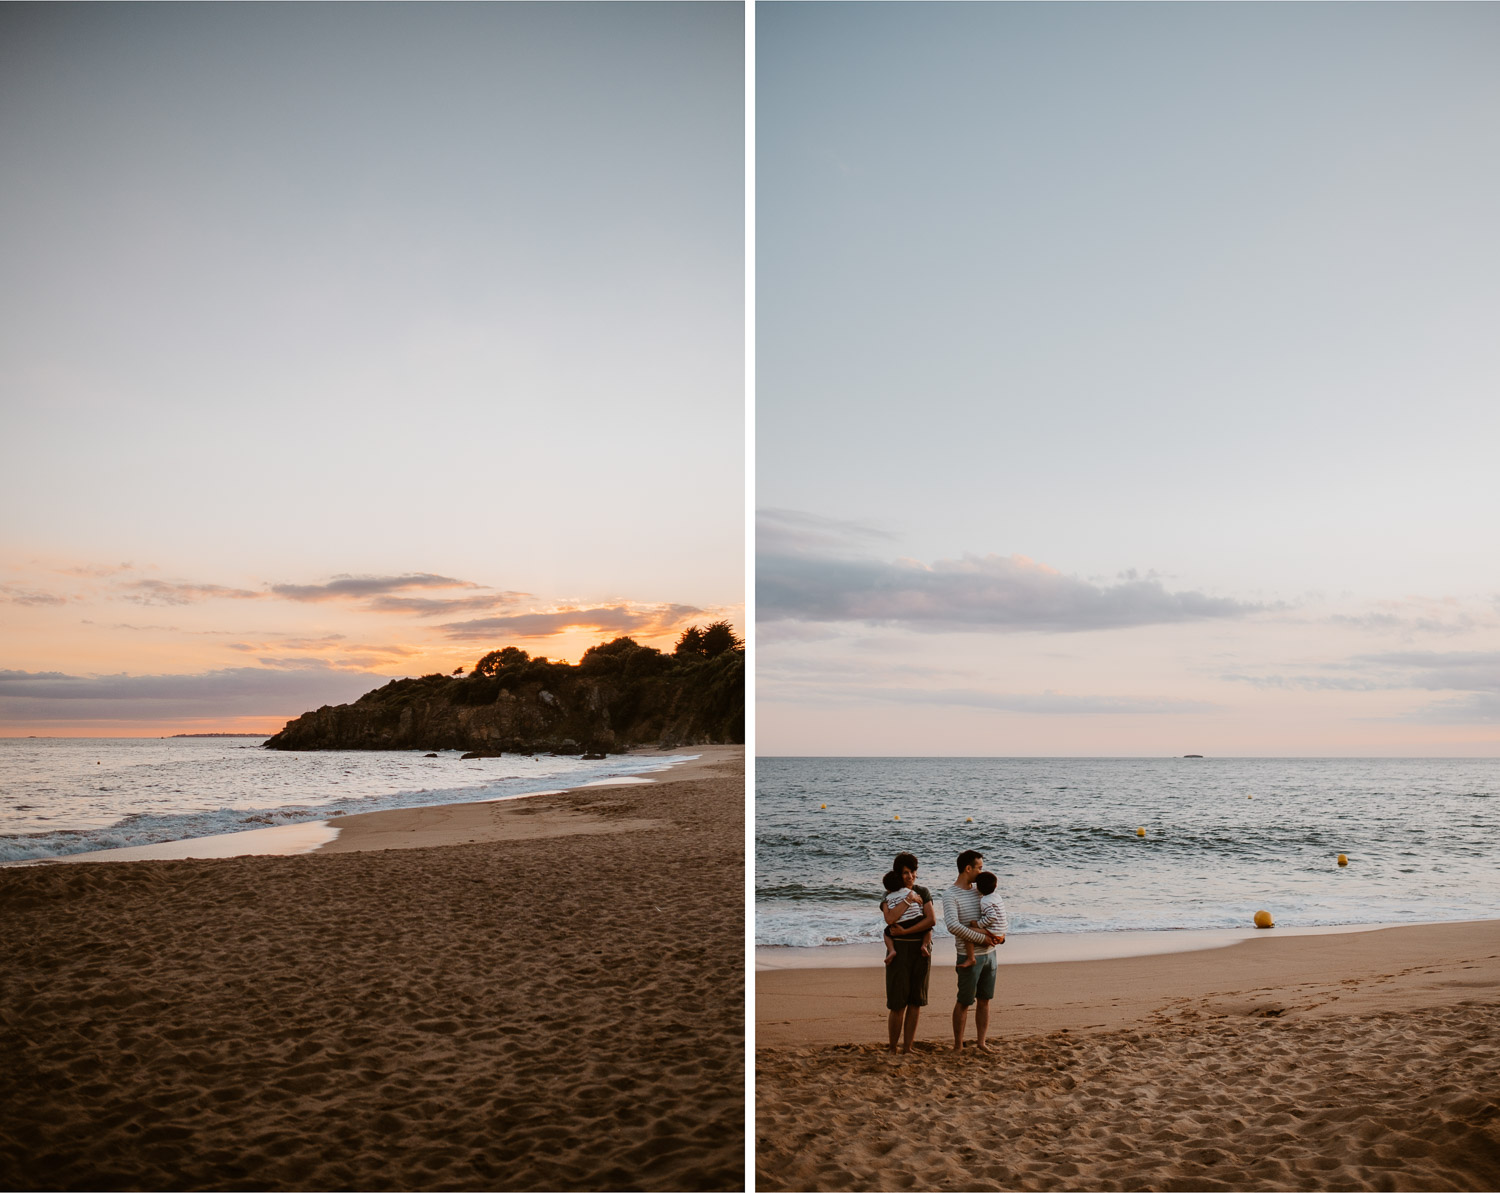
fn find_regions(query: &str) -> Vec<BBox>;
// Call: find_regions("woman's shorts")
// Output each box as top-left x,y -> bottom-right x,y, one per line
885,939 -> 930,1010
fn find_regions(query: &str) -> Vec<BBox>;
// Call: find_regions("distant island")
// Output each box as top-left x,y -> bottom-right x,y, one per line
170,733 -> 269,738
1183,754 -> 1204,758
264,625 -> 744,754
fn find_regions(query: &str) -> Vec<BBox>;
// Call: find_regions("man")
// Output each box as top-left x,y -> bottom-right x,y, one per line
881,851 -> 935,1053
942,849 -> 1005,1052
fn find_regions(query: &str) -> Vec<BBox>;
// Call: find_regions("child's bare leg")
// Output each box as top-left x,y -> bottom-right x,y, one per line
957,917 -> 983,968
884,931 -> 896,965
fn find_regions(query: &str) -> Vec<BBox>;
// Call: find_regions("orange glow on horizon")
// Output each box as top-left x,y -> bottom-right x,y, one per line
0,570 -> 743,734
0,716 -> 291,739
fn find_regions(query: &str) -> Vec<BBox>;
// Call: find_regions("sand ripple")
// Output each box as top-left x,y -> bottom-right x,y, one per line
757,1001 -> 1500,1191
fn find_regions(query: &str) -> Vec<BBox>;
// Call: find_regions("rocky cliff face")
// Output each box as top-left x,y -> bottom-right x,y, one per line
264,642 -> 743,754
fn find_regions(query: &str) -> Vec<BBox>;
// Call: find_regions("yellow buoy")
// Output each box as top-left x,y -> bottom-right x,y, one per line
1136,826 -> 1146,837
893,814 -> 900,821
1247,795 -> 1253,799
965,816 -> 973,823
819,803 -> 826,810
1253,909 -> 1274,929
1337,853 -> 1348,867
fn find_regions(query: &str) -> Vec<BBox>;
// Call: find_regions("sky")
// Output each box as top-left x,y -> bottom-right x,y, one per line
757,3 -> 1500,756
0,3 -> 744,735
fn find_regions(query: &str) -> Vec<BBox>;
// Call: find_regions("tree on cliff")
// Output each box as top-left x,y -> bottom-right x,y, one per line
473,646 -> 530,676
701,621 -> 744,657
674,620 -> 743,660
674,626 -> 706,657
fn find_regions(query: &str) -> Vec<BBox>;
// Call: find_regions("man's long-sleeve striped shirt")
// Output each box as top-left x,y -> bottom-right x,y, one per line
942,883 -> 996,955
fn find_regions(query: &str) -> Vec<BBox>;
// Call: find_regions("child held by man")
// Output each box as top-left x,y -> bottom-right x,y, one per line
957,870 -> 1008,968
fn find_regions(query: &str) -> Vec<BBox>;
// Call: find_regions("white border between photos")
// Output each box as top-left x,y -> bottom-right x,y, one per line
743,0 -> 757,1184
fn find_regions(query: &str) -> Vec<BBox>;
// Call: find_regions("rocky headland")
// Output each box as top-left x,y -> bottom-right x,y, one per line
263,632 -> 744,754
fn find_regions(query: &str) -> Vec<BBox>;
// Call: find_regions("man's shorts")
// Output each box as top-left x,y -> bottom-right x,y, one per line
955,949 -> 997,1007
885,939 -> 930,1011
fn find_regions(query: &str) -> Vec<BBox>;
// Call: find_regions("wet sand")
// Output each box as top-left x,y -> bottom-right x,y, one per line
0,746 -> 744,1192
756,919 -> 1500,1191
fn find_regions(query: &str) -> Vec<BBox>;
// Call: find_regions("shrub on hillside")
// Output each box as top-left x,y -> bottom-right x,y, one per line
473,646 -> 530,676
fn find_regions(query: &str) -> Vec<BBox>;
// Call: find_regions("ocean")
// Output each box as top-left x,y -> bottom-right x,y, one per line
0,737 -> 691,863
755,756 -> 1500,948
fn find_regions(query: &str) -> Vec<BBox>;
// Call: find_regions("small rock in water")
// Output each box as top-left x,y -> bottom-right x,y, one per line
424,752 -> 439,758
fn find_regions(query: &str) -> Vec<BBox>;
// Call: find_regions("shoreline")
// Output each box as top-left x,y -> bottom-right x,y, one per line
10,745 -> 725,866
756,920 -> 1399,970
311,745 -> 734,856
756,917 -> 1500,1050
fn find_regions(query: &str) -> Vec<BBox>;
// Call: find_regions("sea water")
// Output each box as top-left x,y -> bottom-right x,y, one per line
0,737 -> 690,862
756,756 -> 1500,948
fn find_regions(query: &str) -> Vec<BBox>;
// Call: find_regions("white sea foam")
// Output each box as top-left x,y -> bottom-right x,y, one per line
0,738 -> 690,862
756,756 -> 1500,946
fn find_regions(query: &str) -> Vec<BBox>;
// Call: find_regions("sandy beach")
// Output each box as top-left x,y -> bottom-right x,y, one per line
0,746 -> 744,1192
757,919 -> 1500,1191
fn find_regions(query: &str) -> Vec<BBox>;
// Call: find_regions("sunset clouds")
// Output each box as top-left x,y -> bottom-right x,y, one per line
123,580 -> 264,606
268,574 -> 484,602
440,604 -> 705,642
0,665 -> 383,730
0,559 -> 735,732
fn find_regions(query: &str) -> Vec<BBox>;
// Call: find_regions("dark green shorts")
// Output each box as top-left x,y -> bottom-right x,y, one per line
885,939 -> 930,1011
955,948 -> 997,1007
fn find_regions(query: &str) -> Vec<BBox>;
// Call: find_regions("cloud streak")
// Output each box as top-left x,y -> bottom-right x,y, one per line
0,584 -> 67,607
758,525 -> 1256,633
122,580 -> 264,606
757,507 -> 897,554
0,666 -> 385,725
774,681 -> 1217,716
226,635 -> 423,661
364,593 -> 530,617
1225,650 -> 1500,724
1358,651 -> 1500,694
439,603 -> 703,642
759,654 -> 1216,716
15,564 -> 588,629
269,573 -> 481,602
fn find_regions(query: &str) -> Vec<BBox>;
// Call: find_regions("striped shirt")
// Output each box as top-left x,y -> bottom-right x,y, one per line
877,883 -> 932,944
884,888 -> 924,926
978,891 -> 1010,938
942,882 -> 999,955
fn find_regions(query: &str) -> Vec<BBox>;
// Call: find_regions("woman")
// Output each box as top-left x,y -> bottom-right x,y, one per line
881,851 -> 935,1053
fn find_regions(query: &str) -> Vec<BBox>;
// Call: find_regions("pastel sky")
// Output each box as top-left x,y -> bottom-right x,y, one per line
1,3 -> 743,735
757,3 -> 1500,757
